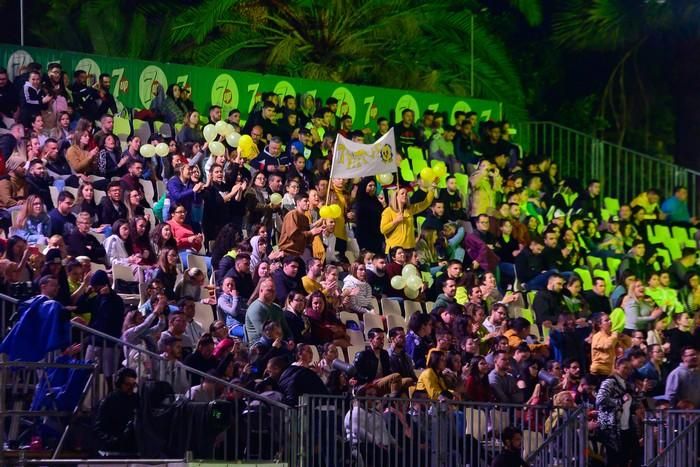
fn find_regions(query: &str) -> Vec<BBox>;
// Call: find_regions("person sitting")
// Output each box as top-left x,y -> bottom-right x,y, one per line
245,278 -> 292,343
278,344 -> 329,406
353,328 -> 406,394
488,350 -> 524,403
167,203 -> 203,252
416,350 -> 450,400
272,256 -> 303,305
65,212 -> 107,263
98,181 -> 128,227
491,426 -> 528,467
216,276 -> 246,339
249,320 -> 293,378
48,190 -> 77,236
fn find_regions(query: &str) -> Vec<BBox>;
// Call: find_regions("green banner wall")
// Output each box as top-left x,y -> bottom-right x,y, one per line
1,44 -> 500,131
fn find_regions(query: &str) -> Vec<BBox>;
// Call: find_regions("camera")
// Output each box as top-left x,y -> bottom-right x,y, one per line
538,369 -> 560,388
331,359 -> 357,377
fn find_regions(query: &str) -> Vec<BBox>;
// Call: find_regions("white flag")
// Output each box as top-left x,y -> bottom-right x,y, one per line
330,128 -> 398,179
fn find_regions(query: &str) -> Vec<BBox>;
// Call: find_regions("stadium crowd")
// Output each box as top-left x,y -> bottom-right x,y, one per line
1,60 -> 700,466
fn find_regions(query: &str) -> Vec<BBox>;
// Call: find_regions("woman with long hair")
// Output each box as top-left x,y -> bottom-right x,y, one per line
12,194 -> 51,244
590,313 -> 620,382
464,356 -> 492,402
104,219 -> 139,267
128,216 -> 155,266
162,84 -> 188,126
380,185 -> 435,253
416,350 -> 449,400
150,222 -> 177,256
49,111 -> 72,144
124,189 -> 146,221
342,261 -> 375,316
97,133 -> 127,178
153,247 -> 179,301
72,182 -> 102,229
304,290 -> 349,347
176,110 -> 203,144
66,129 -> 99,175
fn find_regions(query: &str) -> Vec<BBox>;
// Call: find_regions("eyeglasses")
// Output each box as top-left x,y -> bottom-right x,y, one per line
174,210 -> 186,215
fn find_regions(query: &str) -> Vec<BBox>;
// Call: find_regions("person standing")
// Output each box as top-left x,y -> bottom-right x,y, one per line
596,357 -> 639,467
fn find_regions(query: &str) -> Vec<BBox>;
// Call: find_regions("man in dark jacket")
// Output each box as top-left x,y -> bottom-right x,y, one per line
514,236 -> 552,290
222,253 -> 254,300
387,327 -> 418,385
278,356 -> 328,406
65,212 -> 107,263
353,328 -> 403,394
271,256 -> 303,305
94,367 -> 138,453
98,181 -> 128,226
249,320 -> 293,378
24,159 -> 54,210
532,273 -> 565,327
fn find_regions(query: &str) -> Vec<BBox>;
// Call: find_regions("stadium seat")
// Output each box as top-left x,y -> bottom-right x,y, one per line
403,300 -> 423,320
425,301 -> 435,312
309,345 -> 320,363
186,254 -> 210,279
339,311 -> 360,328
600,208 -> 611,221
113,116 -> 131,142
519,308 -> 535,325
363,313 -> 385,337
606,257 -> 622,275
132,118 -> 151,142
194,302 -> 215,330
111,264 -> 140,305
347,329 -> 365,346
345,345 -> 365,364
90,262 -> 107,274
386,314 -> 406,332
380,298 -> 402,317
407,146 -> 424,162
139,179 -> 156,206
655,248 -> 671,269
399,159 -> 415,182
603,197 -> 620,214
464,408 -> 488,439
573,268 -> 593,290
412,157 -> 428,176
49,186 -> 59,207
94,189 -> 106,204
369,297 -> 380,314
587,256 -> 603,270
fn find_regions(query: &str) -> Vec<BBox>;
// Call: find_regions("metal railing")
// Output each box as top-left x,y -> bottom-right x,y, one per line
0,293 -> 299,465
515,121 -> 700,216
643,409 -> 700,467
299,394 -> 582,467
525,405 -> 587,467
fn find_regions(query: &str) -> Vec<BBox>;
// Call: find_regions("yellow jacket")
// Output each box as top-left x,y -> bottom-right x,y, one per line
380,189 -> 434,253
416,368 -> 448,400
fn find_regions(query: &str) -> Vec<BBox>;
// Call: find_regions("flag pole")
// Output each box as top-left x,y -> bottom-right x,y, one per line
326,136 -> 339,206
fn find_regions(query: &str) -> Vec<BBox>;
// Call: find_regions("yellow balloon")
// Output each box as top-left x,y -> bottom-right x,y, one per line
390,276 -> 406,290
420,167 -> 435,182
433,162 -> 447,178
329,204 -> 342,218
222,123 -> 235,137
405,287 -> 419,299
270,193 -> 283,205
226,132 -> 241,147
215,120 -> 228,135
377,173 -> 393,185
319,206 -> 332,219
209,141 -> 226,157
406,275 -> 423,291
238,134 -> 258,159
203,124 -> 218,143
155,142 -> 169,157
139,143 -> 156,158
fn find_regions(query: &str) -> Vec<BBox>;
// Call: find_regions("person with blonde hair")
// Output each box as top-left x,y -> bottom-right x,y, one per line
11,194 -> 50,244
380,184 -> 435,253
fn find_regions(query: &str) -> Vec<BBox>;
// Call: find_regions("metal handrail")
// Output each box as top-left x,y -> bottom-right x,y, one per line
643,415 -> 700,467
69,323 -> 291,409
525,405 -> 585,464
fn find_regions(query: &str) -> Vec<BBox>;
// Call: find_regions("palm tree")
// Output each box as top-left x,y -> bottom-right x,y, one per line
552,0 -> 700,170
170,0 -> 541,122
29,0 -> 181,61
